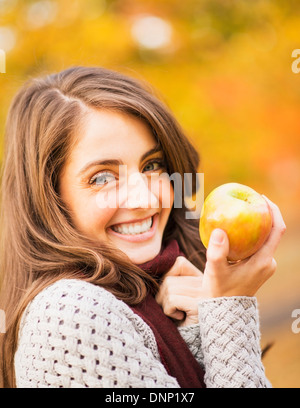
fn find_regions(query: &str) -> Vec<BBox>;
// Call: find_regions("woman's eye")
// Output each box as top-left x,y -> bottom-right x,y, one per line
90,172 -> 116,186
143,160 -> 164,173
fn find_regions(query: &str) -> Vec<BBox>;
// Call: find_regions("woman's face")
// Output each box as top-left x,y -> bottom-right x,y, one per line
59,109 -> 174,264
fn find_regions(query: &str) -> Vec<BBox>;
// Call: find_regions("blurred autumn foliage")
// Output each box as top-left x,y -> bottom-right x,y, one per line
0,0 -> 299,387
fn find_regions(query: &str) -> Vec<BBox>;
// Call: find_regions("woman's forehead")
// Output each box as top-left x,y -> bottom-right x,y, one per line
67,109 -> 161,168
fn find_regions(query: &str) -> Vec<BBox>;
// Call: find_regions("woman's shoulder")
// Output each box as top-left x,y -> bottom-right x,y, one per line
28,278 -> 123,308
15,279 -> 162,387
17,279 -> 157,351
20,279 -> 135,329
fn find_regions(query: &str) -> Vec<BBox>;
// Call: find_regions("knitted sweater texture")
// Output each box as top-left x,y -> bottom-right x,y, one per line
14,279 -> 271,388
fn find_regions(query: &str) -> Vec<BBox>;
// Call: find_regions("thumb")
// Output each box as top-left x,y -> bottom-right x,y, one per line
206,228 -> 230,270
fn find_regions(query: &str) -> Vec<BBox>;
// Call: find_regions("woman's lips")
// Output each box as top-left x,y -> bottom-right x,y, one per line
107,213 -> 159,242
110,214 -> 154,229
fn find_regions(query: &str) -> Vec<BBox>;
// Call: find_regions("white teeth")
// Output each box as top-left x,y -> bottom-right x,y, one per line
111,217 -> 153,235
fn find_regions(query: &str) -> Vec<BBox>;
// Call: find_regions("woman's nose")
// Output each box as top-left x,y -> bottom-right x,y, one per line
122,172 -> 159,210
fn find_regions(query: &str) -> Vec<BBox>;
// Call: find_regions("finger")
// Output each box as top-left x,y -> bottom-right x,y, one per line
155,292 -> 185,320
255,196 -> 286,257
160,294 -> 196,321
160,276 -> 204,297
166,256 -> 203,277
205,228 -> 230,272
155,276 -> 203,306
164,305 -> 185,321
263,195 -> 286,232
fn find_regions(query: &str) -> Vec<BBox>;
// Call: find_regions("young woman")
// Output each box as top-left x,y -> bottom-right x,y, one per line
0,66 -> 286,388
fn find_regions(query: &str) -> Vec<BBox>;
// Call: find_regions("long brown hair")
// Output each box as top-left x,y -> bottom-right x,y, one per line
0,66 -> 206,387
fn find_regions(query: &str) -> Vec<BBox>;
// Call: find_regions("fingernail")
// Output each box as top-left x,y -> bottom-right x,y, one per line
262,194 -> 269,202
210,229 -> 225,245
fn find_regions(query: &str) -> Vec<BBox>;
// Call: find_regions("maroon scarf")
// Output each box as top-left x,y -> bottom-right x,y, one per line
131,240 -> 206,388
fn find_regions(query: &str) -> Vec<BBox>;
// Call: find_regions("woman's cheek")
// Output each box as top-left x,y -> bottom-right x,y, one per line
157,175 -> 174,210
95,187 -> 119,211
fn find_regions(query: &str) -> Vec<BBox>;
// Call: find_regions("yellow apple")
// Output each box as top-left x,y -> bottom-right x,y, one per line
200,183 -> 272,261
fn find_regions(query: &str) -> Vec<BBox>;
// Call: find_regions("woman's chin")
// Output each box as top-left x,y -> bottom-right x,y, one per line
120,240 -> 162,265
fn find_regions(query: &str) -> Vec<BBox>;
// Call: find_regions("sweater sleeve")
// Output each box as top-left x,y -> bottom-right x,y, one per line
177,323 -> 205,369
197,296 -> 272,388
14,279 -> 179,388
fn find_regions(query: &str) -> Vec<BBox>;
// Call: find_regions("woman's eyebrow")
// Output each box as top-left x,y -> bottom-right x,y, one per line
77,159 -> 121,177
140,145 -> 162,161
77,145 -> 162,177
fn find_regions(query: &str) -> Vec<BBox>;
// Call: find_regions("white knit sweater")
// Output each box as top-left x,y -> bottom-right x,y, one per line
14,279 -> 271,388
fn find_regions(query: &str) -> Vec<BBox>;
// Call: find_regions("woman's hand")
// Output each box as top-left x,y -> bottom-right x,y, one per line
156,196 -> 286,326
155,256 -> 205,326
201,196 -> 286,298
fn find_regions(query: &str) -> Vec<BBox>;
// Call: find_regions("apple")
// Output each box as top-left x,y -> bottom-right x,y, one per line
199,183 -> 272,261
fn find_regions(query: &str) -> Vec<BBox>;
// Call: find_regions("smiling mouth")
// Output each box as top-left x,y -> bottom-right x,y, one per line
110,216 -> 153,235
